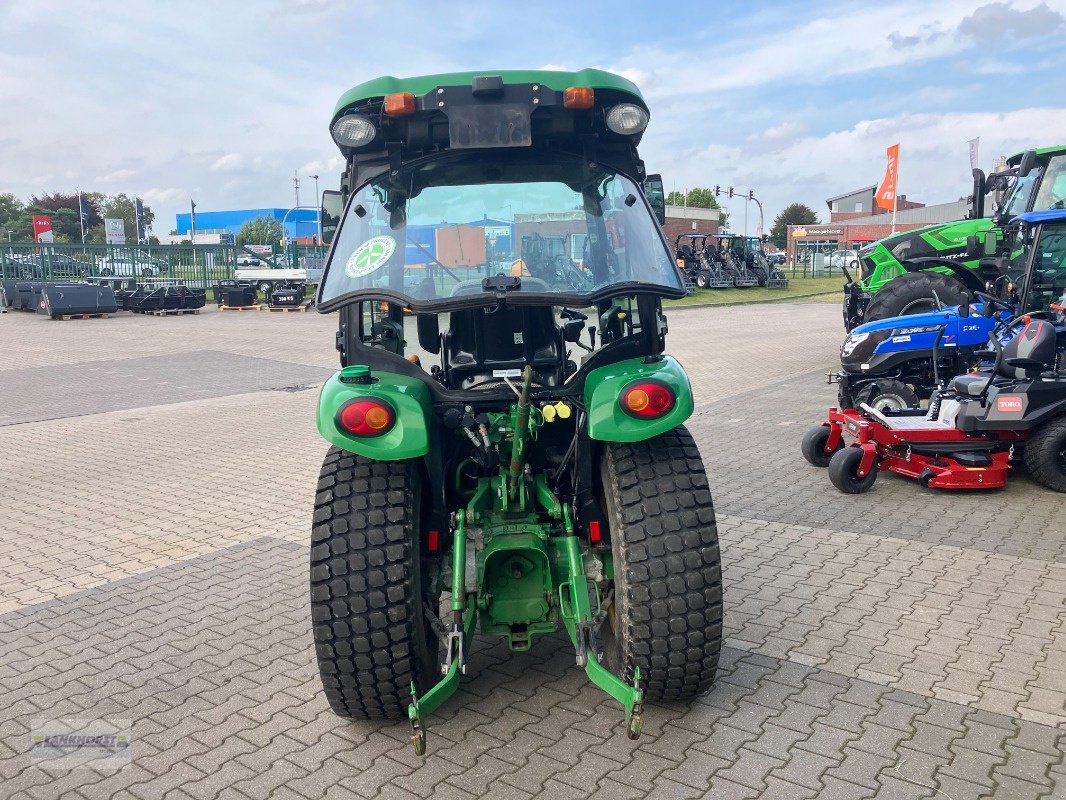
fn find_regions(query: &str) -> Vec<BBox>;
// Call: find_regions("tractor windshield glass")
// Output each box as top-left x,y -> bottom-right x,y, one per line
1022,223 -> 1066,313
318,151 -> 683,309
1002,168 -> 1042,218
1032,156 -> 1066,211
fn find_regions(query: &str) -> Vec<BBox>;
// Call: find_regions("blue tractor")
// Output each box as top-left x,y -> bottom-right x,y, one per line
833,211 -> 1066,411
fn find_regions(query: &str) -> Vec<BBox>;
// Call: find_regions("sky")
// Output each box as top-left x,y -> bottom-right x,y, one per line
3,0 -> 1066,235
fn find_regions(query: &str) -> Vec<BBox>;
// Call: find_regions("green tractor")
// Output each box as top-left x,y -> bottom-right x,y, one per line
311,70 -> 722,754
843,145 -> 1066,330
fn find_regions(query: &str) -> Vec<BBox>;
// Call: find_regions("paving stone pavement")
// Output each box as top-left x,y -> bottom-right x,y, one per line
0,303 -> 1063,799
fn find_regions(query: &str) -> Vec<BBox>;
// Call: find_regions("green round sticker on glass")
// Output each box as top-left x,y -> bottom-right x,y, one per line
345,235 -> 396,278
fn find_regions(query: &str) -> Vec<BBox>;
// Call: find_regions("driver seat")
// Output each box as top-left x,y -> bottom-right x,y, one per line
950,319 -> 1057,396
443,306 -> 565,389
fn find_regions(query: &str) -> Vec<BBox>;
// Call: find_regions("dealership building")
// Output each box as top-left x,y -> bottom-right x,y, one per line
173,208 -> 320,240
786,186 -> 969,269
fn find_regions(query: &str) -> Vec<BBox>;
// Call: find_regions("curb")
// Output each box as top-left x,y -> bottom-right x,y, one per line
665,290 -> 839,311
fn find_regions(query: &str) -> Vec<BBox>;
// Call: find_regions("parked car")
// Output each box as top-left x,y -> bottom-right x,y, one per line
96,249 -> 169,277
826,249 -> 861,270
767,252 -> 787,268
236,253 -> 261,266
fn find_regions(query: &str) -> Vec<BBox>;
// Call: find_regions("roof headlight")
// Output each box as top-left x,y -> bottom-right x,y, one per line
331,114 -> 377,148
605,103 -> 649,135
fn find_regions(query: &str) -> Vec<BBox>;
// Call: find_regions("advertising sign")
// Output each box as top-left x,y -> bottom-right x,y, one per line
104,218 -> 126,245
32,215 -> 54,243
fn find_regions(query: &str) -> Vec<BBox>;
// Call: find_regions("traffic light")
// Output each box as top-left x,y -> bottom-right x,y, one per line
748,189 -> 754,200
714,185 -> 720,197
728,187 -> 735,198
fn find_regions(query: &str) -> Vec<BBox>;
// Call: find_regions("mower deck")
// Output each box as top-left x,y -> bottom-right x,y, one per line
823,406 -> 1022,491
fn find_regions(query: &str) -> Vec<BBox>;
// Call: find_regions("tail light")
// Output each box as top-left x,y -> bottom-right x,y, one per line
337,398 -> 395,437
620,380 -> 675,419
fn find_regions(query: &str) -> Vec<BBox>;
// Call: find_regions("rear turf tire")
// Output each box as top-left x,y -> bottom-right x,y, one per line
310,447 -> 438,720
695,272 -> 710,289
600,426 -> 722,701
864,272 -> 971,324
1023,417 -> 1066,492
801,425 -> 841,467
828,446 -> 878,493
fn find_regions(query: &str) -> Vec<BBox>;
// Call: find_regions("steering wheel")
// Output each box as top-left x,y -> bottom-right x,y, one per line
973,290 -> 1012,317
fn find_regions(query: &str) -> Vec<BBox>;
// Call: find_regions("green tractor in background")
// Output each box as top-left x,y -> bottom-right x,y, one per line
310,70 -> 722,754
843,145 -> 1066,330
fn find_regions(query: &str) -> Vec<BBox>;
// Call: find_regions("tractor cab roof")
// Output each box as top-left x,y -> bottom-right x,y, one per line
333,69 -> 643,120
328,69 -> 651,169
1008,145 -> 1066,164
1011,210 -> 1066,225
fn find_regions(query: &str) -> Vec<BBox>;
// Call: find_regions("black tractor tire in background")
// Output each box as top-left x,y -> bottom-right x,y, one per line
310,447 -> 439,720
751,266 -> 769,287
828,446 -> 878,493
801,425 -> 842,467
1023,417 -> 1066,492
599,426 -> 722,701
863,272 -> 972,324
852,379 -> 920,413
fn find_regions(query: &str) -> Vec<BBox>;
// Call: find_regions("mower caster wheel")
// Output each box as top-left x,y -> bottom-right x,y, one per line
919,468 -> 935,488
828,447 -> 877,494
801,425 -> 841,467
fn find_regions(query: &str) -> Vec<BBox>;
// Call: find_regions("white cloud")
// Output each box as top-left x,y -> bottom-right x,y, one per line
210,154 -> 246,172
96,168 -> 138,183
647,107 -> 1066,229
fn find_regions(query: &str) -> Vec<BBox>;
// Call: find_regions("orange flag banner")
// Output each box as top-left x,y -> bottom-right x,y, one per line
875,143 -> 900,211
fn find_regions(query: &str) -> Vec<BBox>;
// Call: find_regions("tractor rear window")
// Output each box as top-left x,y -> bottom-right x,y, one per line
318,151 -> 683,309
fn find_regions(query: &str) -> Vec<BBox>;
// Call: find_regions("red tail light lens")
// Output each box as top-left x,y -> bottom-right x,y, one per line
337,398 -> 395,437
620,380 -> 675,419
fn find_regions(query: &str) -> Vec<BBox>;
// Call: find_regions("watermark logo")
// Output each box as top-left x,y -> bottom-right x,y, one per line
31,719 -> 131,769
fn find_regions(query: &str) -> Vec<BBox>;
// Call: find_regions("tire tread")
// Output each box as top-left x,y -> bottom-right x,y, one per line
604,426 -> 722,701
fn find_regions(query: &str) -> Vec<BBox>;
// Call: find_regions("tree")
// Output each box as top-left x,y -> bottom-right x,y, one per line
237,215 -> 285,247
89,193 -> 154,244
0,193 -> 23,236
769,203 -> 819,249
666,187 -> 729,229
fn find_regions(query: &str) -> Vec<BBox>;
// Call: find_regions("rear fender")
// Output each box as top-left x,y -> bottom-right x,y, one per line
584,355 -> 694,442
316,368 -> 431,460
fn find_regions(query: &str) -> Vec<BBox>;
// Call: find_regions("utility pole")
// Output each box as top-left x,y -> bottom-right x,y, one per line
310,174 -> 320,243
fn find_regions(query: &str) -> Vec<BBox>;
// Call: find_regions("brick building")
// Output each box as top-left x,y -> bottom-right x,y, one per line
661,205 -> 721,246
786,196 -> 969,270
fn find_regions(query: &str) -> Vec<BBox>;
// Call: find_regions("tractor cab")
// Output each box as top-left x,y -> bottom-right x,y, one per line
310,70 -> 721,754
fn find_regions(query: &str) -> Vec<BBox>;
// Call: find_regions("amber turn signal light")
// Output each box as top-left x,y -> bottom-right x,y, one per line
384,92 -> 416,116
563,87 -> 594,109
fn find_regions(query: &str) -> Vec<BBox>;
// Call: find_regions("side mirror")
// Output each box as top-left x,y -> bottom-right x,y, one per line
643,174 -> 666,226
965,235 -> 981,258
321,190 -> 343,245
970,168 -> 986,219
984,231 -> 997,256
1018,150 -> 1036,178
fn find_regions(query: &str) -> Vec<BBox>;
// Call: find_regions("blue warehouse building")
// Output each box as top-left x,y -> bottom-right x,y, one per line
174,208 -> 320,239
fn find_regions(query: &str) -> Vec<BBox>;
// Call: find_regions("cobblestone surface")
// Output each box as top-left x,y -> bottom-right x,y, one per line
0,303 -> 1063,799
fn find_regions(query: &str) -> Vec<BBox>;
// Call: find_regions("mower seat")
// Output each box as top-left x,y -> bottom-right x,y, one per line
948,320 -> 1056,396
997,319 -> 1057,379
949,374 -> 990,396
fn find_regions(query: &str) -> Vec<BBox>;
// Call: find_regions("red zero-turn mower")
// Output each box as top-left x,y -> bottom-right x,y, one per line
802,315 -> 1066,493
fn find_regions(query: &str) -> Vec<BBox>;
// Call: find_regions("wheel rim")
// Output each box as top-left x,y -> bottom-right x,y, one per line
869,392 -> 911,413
